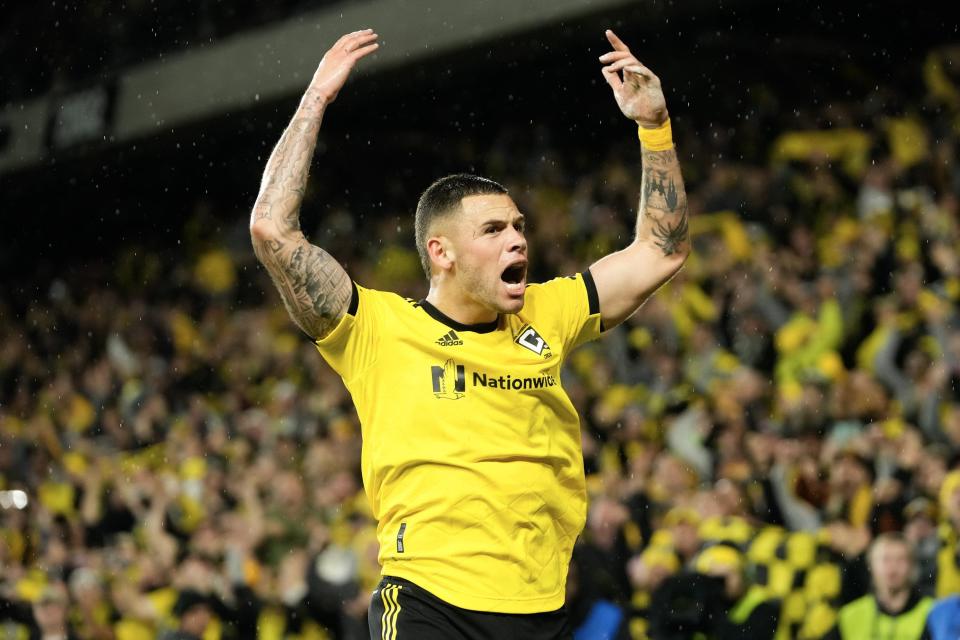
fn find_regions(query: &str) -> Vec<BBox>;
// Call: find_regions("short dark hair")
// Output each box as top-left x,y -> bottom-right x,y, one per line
414,173 -> 508,277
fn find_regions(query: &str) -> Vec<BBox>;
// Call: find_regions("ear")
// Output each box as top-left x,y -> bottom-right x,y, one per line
427,235 -> 455,273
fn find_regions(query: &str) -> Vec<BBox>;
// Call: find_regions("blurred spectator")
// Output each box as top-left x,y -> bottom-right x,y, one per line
0,582 -> 81,640
826,534 -> 933,640
927,593 -> 960,640
160,590 -> 215,640
646,544 -> 780,640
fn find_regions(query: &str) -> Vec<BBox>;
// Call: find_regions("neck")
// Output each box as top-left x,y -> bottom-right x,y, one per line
876,586 -> 910,613
425,280 -> 497,325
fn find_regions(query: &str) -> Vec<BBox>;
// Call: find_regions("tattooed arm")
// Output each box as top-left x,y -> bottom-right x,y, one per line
588,30 -> 689,330
249,29 -> 379,339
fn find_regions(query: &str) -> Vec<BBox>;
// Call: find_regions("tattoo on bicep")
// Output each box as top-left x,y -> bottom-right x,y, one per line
255,236 -> 351,338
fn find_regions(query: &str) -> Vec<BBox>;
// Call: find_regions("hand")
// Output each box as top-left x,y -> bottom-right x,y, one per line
302,28 -> 380,112
599,30 -> 667,127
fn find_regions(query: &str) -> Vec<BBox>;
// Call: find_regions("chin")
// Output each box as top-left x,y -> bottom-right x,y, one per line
496,293 -> 526,314
495,277 -> 527,314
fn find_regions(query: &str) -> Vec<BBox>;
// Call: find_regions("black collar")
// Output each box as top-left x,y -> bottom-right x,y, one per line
875,589 -> 923,617
418,299 -> 500,334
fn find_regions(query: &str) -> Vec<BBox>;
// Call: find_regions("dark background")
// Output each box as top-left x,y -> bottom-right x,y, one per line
0,0 -> 954,281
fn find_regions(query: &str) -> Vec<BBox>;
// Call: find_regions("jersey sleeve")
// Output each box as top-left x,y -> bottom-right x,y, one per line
532,269 -> 604,354
313,282 -> 382,382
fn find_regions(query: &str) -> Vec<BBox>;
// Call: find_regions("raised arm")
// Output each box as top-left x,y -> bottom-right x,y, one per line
588,30 -> 689,330
249,29 -> 379,339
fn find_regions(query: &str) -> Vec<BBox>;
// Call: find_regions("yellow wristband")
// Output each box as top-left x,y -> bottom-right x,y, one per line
637,118 -> 674,151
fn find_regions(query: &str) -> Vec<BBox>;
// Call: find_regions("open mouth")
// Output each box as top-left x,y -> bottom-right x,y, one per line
501,263 -> 526,284
500,262 -> 527,297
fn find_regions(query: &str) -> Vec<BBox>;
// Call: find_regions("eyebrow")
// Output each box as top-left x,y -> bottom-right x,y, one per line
480,214 -> 525,227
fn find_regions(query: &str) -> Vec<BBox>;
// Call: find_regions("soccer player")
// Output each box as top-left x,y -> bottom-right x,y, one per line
249,27 -> 688,639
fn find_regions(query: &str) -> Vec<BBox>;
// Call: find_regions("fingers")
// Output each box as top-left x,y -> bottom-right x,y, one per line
337,28 -> 374,45
605,29 -> 629,52
600,29 -> 645,91
604,57 -> 640,75
344,31 -> 378,54
625,64 -> 660,84
598,50 -> 633,64
351,41 -> 380,59
601,65 -> 623,92
334,28 -> 377,53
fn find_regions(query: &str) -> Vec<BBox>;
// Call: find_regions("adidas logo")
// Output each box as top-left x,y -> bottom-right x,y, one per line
436,330 -> 463,346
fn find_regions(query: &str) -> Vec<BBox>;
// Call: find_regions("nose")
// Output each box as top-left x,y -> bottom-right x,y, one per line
507,226 -> 527,254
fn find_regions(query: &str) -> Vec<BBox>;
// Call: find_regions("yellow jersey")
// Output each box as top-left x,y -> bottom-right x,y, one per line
314,270 -> 602,613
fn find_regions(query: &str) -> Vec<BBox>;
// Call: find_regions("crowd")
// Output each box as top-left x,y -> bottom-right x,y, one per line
2,43 -> 960,640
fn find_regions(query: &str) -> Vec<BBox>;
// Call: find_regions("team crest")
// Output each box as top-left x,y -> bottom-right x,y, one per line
515,324 -> 551,357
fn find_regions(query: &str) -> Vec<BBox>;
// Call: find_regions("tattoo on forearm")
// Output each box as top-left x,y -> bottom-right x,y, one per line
651,203 -> 689,255
664,179 -> 679,212
252,117 -> 322,233
250,109 -> 352,339
637,147 -> 689,257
